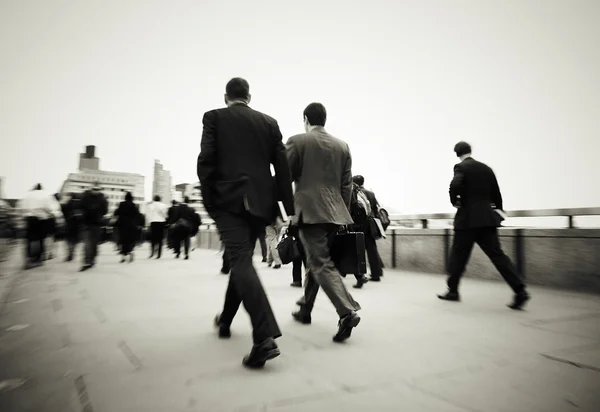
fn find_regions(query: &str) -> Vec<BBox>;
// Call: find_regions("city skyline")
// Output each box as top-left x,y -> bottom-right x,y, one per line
1,0 -> 599,213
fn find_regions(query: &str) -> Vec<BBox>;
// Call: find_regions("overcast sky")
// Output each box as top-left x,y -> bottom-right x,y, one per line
1,0 -> 599,213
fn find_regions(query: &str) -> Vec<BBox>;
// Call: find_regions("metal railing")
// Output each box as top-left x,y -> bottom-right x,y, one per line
386,207 -> 600,229
199,207 -> 600,230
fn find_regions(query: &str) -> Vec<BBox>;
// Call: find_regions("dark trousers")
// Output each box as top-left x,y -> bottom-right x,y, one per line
66,225 -> 80,260
447,227 -> 525,294
173,225 -> 190,256
25,217 -> 45,263
150,222 -> 165,257
221,249 -> 230,273
365,233 -> 383,279
258,229 -> 267,259
216,211 -> 281,344
292,236 -> 306,283
298,224 -> 361,317
83,224 -> 102,266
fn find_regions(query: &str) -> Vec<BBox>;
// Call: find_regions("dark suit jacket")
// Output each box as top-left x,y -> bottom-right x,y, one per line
360,188 -> 380,218
197,103 -> 294,223
170,203 -> 195,224
450,157 -> 504,229
286,127 -> 354,225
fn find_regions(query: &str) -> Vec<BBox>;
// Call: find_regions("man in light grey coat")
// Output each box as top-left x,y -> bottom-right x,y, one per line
286,102 -> 362,343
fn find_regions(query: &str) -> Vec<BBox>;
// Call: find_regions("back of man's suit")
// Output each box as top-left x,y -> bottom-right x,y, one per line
197,103 -> 294,223
286,127 -> 353,225
450,157 -> 503,229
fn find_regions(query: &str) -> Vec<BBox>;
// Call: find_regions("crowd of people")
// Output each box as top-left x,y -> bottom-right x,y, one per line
199,77 -> 530,369
17,183 -> 202,272
13,76 -> 531,371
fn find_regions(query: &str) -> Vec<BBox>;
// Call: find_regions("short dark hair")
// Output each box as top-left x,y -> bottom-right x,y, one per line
303,103 -> 327,127
352,175 -> 364,186
226,77 -> 250,100
125,191 -> 133,201
172,200 -> 177,205
184,196 -> 190,203
454,141 -> 472,157
153,195 -> 161,202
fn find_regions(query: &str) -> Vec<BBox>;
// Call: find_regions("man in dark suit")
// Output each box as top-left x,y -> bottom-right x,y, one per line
438,141 -> 530,310
287,102 -> 362,343
197,77 -> 294,368
169,196 -> 195,260
352,175 -> 384,285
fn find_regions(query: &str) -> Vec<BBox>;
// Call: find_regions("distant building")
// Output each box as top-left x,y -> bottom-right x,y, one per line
60,146 -> 145,215
79,145 -> 100,171
152,160 -> 172,204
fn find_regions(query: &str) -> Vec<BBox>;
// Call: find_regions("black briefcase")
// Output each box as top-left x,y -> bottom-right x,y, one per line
276,230 -> 300,265
331,230 -> 367,277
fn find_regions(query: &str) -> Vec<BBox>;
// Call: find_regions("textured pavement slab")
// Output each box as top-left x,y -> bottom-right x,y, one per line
1,242 -> 599,412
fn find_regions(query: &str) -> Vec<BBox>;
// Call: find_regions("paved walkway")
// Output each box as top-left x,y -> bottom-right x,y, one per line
0,242 -> 599,412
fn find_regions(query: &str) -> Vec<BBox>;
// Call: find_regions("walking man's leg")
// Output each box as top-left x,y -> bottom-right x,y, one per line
476,228 -> 530,309
438,229 -> 476,301
214,212 -> 281,368
297,224 -> 361,342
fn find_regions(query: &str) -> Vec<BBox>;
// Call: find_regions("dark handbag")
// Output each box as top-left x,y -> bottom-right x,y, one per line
276,230 -> 300,265
368,217 -> 382,240
330,229 -> 367,277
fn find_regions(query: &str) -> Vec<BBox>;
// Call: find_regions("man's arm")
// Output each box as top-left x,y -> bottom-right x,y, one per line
449,164 -> 465,207
490,170 -> 503,210
271,122 -> 294,216
197,111 -> 218,214
285,136 -> 300,183
341,148 -> 353,209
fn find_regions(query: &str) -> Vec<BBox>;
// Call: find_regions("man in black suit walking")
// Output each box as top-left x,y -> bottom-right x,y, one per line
197,78 -> 294,368
438,141 -> 530,310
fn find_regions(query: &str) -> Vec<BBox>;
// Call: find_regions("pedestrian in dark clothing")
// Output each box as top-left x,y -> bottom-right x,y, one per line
168,197 -> 195,259
438,141 -> 530,310
114,192 -> 141,263
62,192 -> 83,261
79,182 -> 108,271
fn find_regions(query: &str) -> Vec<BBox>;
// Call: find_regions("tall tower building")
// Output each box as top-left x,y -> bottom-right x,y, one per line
152,160 -> 172,204
79,145 -> 100,171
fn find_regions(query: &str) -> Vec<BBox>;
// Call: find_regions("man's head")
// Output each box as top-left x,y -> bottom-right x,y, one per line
352,175 -> 365,187
172,200 -> 178,206
224,77 -> 251,106
303,102 -> 327,132
454,141 -> 472,160
125,191 -> 133,202
183,196 -> 190,204
92,181 -> 102,191
153,195 -> 161,202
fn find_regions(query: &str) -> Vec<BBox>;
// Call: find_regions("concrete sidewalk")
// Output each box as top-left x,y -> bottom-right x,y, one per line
0,242 -> 599,411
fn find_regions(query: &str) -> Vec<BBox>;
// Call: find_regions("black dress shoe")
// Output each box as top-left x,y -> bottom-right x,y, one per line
292,310 -> 311,324
333,312 -> 361,343
261,257 -> 267,263
353,276 -> 369,288
214,314 -> 231,338
508,291 -> 530,310
242,338 -> 280,369
369,276 -> 381,282
290,281 -> 302,288
272,264 -> 281,269
220,268 -> 230,275
437,291 -> 460,302
79,264 -> 93,272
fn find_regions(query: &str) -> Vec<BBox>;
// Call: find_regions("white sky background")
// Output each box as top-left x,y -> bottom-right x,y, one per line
1,0 -> 599,214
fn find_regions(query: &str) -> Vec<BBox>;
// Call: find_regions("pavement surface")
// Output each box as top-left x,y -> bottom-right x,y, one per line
0,242 -> 599,412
